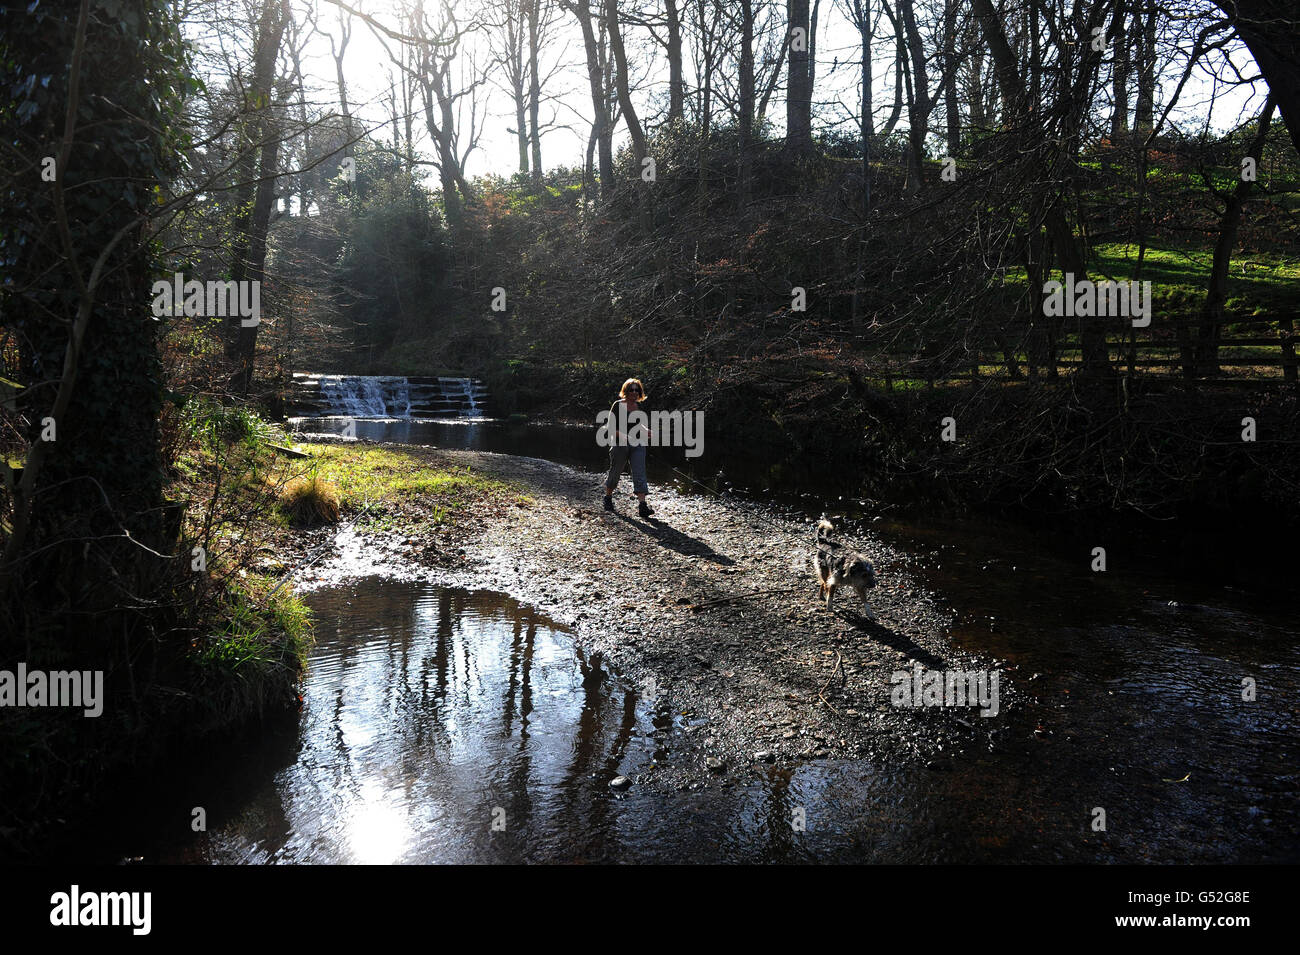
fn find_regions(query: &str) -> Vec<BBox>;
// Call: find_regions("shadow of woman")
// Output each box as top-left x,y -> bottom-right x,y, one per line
612,512 -> 735,565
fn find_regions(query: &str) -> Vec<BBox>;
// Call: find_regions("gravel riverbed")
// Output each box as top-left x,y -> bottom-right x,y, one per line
290,442 -> 1020,793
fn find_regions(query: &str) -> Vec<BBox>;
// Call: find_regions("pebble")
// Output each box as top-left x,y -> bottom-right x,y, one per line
705,756 -> 725,773
609,776 -> 631,790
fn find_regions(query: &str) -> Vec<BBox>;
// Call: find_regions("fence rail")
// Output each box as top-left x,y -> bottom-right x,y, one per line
866,315 -> 1298,388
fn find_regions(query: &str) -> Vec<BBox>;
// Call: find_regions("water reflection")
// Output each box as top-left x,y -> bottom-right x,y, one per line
167,580 -> 659,863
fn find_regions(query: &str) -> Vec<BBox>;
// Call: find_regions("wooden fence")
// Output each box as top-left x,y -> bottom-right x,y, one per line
872,315 -> 1298,389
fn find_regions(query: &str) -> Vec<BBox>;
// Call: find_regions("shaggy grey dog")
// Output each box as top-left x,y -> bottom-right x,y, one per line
814,518 -> 878,619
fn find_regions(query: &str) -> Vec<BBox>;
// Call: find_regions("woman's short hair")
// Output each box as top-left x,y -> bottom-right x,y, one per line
619,378 -> 647,400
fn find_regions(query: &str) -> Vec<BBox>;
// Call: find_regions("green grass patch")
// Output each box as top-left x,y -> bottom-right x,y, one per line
199,574 -> 313,672
280,443 -> 525,520
1093,241 -> 1300,315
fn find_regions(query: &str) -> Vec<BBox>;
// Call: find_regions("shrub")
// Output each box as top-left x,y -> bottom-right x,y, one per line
279,475 -> 341,527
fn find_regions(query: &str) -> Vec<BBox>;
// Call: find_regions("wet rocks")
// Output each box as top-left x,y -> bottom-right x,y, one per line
609,775 -> 632,791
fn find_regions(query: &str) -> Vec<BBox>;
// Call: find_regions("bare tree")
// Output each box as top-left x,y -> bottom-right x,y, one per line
665,0 -> 686,122
1197,95 -> 1277,376
527,0 -> 545,179
485,0 -> 532,174
605,0 -> 648,172
227,0 -> 291,396
1112,2 -> 1131,140
787,0 -> 813,153
690,0 -> 724,141
563,0 -> 617,197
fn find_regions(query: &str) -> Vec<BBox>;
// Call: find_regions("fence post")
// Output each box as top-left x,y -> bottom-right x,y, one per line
1176,317 -> 1196,383
1282,318 -> 1298,383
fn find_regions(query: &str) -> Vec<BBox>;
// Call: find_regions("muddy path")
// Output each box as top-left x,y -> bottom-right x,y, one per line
294,442 -> 1015,792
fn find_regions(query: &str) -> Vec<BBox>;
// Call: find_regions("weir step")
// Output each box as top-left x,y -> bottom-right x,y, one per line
287,373 -> 489,419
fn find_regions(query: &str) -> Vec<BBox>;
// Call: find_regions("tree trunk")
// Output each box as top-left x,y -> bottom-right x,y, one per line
1211,0 -> 1300,156
331,11 -> 353,154
786,0 -> 813,154
666,0 -> 684,122
859,0 -> 873,147
849,0 -> 872,332
880,25 -> 905,138
605,0 -> 646,165
421,77 -> 464,231
227,0 -> 289,396
898,0 -> 929,193
968,49 -> 986,129
230,126 -> 282,396
739,0 -> 755,204
516,86 -> 530,175
3,0 -> 181,599
1197,96 -> 1276,376
528,0 -> 544,182
1111,6 -> 1129,141
570,0 -> 614,197
809,0 -> 821,107
943,0 -> 960,155
1134,2 -> 1157,135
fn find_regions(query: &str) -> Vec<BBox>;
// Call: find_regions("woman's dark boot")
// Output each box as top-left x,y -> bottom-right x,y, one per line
638,500 -> 653,518
603,494 -> 614,512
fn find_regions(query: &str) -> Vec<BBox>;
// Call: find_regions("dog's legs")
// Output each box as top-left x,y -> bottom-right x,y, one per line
825,585 -> 834,610
861,597 -> 878,622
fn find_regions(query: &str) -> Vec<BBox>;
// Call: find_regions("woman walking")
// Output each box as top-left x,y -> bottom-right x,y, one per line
603,378 -> 654,518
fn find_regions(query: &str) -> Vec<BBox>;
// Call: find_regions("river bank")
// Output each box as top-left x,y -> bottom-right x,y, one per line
294,441 -> 1009,785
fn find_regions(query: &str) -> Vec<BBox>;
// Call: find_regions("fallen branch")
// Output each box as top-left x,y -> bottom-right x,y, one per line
691,585 -> 802,609
813,651 -> 843,714
265,442 -> 310,459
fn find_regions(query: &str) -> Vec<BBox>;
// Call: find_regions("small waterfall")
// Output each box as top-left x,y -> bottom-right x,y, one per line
390,377 -> 411,417
439,377 -> 483,417
319,376 -> 386,416
292,374 -> 488,419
